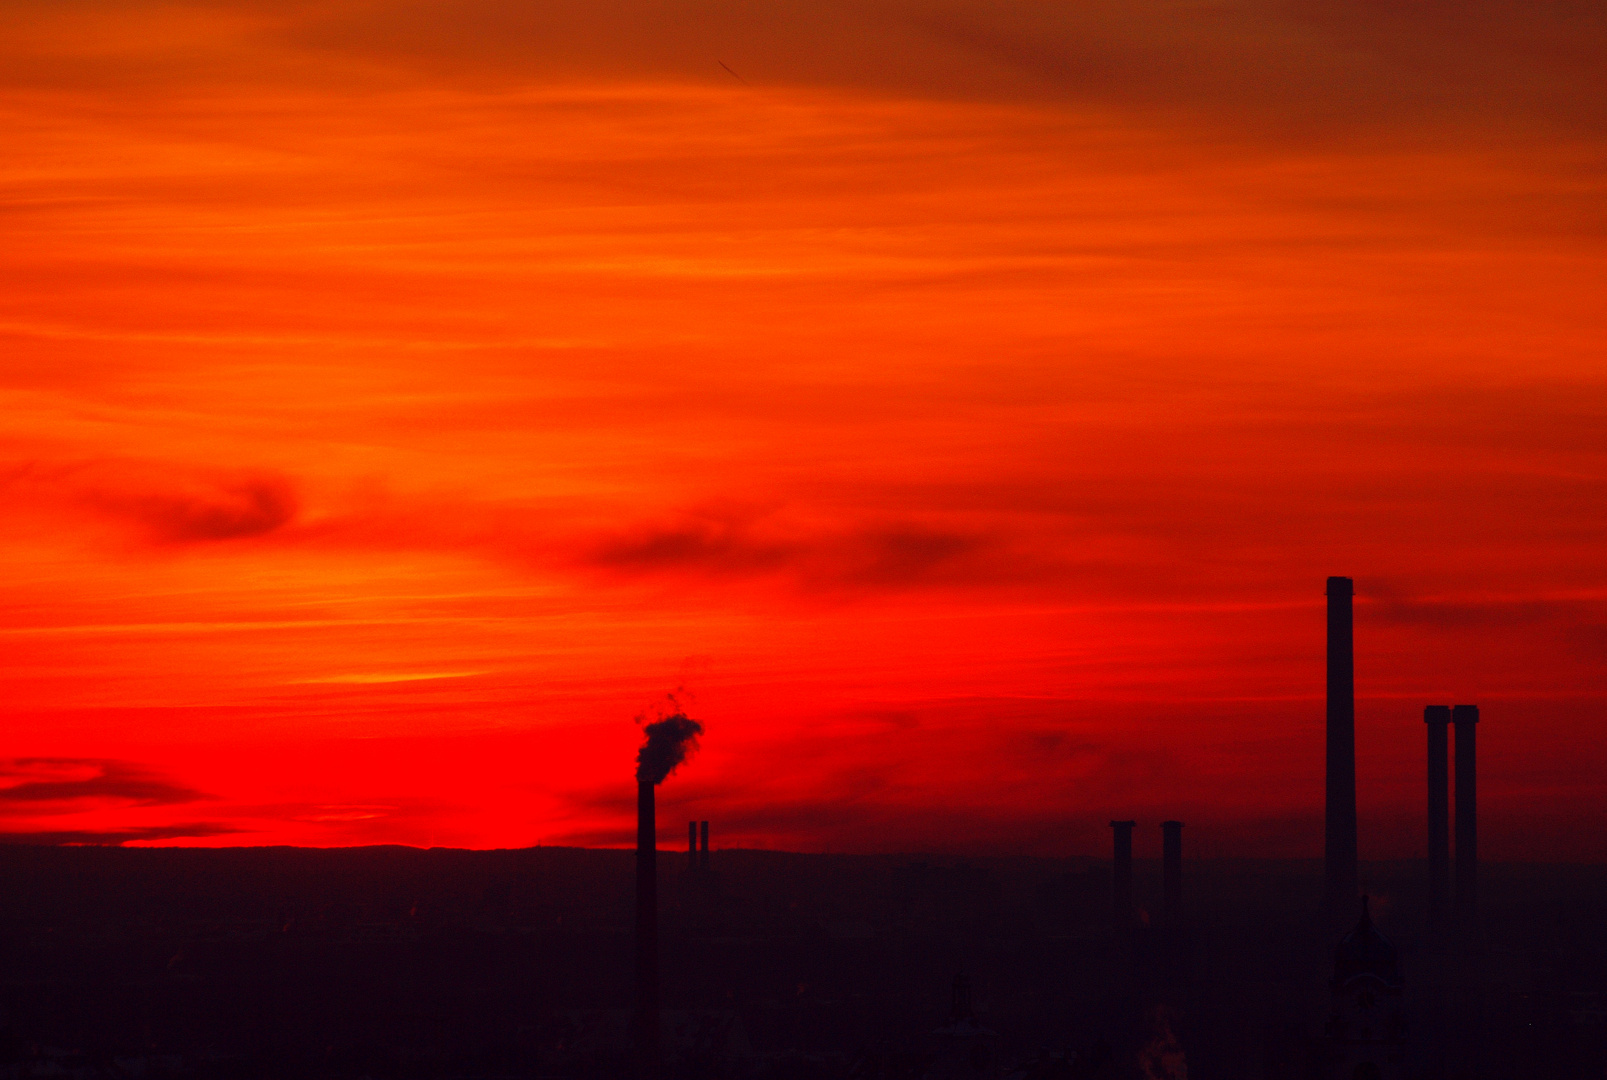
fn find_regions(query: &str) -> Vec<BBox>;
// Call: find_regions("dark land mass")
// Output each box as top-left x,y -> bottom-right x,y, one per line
0,845 -> 1601,1079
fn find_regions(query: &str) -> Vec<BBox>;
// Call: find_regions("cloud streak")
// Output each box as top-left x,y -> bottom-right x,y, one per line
0,759 -> 209,808
0,759 -> 230,847
584,508 -> 1018,591
2,459 -> 297,545
0,823 -> 240,846
0,0 -> 1593,154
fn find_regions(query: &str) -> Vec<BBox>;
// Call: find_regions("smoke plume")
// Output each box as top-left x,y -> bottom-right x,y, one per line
636,713 -> 703,785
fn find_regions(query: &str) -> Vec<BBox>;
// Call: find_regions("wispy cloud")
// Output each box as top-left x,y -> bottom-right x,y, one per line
1369,595 -> 1607,631
0,759 -> 230,847
292,671 -> 488,684
102,474 -> 295,543
584,507 -> 1004,590
0,758 -> 208,807
1,459 -> 297,545
0,823 -> 240,846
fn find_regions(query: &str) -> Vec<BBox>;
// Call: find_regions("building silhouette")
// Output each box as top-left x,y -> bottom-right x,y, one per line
1322,898 -> 1407,1080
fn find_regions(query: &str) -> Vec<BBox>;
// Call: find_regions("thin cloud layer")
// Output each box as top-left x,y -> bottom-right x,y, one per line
0,759 -> 233,847
7,0 -> 1599,143
0,824 -> 240,846
0,758 -> 207,806
585,509 -> 1002,591
2,460 -> 297,545
87,471 -> 298,543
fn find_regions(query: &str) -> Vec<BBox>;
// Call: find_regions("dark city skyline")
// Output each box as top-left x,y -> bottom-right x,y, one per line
0,577 -> 1594,1079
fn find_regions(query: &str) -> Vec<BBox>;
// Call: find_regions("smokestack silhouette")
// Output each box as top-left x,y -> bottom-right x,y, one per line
1110,820 -> 1135,926
1454,704 -> 1479,922
634,713 -> 702,1072
1161,821 -> 1183,927
1325,576 -> 1358,912
699,820 -> 710,872
1425,705 -> 1451,923
636,781 -> 659,1070
688,820 -> 698,871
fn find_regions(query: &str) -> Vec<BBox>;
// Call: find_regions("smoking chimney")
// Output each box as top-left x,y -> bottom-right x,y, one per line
636,781 -> 659,1069
632,711 -> 702,1073
1453,704 -> 1479,921
699,820 -> 710,872
1161,821 -> 1183,927
1325,576 -> 1358,912
1424,705 -> 1451,922
1110,820 -> 1135,926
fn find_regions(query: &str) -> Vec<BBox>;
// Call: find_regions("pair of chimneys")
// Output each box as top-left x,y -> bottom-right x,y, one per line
637,803 -> 716,1071
1424,705 -> 1478,922
1109,820 -> 1183,928
686,820 -> 711,872
1326,577 -> 1482,924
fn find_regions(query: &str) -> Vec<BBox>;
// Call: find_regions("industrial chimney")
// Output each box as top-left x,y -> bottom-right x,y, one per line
1161,821 -> 1184,927
1453,704 -> 1479,921
636,782 -> 659,1069
1424,705 -> 1451,923
633,711 -> 702,1075
688,820 -> 698,872
1325,576 -> 1358,912
1109,820 -> 1135,927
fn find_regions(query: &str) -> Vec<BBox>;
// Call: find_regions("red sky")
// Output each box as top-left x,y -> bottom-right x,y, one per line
3,0 -> 1605,858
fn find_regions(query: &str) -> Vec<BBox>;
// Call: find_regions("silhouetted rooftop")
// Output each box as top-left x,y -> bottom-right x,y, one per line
1333,896 -> 1400,986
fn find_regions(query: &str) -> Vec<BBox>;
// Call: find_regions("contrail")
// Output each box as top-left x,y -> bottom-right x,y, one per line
718,61 -> 749,86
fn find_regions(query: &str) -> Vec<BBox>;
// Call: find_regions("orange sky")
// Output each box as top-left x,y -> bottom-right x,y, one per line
3,0 -> 1605,858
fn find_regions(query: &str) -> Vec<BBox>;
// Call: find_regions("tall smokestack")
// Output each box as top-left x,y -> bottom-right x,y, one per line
636,782 -> 659,1069
699,820 -> 710,872
1453,704 -> 1479,922
1425,705 -> 1451,923
633,711 -> 703,1074
1109,820 -> 1135,926
1161,821 -> 1183,927
1325,576 -> 1358,912
688,820 -> 698,871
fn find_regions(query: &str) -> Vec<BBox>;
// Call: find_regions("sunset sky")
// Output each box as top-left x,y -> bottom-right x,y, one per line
3,0 -> 1605,859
